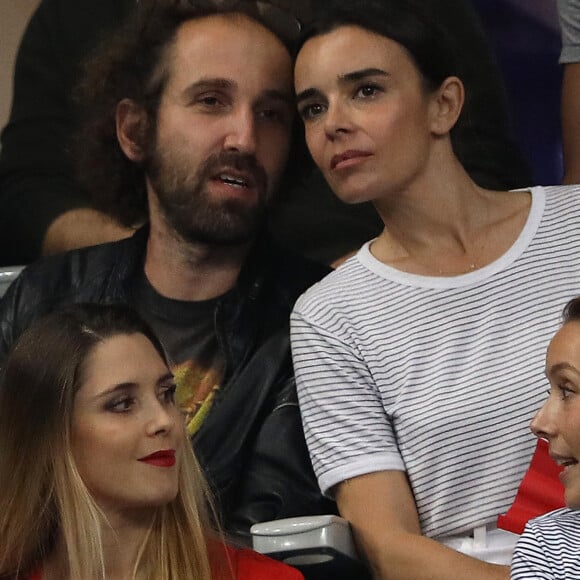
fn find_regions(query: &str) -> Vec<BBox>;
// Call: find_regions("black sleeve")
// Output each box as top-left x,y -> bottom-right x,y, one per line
193,329 -> 336,542
225,375 -> 337,542
0,267 -> 41,364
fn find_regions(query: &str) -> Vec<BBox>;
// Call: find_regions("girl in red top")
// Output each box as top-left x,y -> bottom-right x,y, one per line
0,304 -> 302,580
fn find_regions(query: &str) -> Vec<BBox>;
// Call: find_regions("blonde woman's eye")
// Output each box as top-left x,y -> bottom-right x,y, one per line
105,397 -> 134,413
161,384 -> 177,405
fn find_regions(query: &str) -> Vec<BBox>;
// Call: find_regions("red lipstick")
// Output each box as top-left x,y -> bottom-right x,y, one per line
139,449 -> 176,468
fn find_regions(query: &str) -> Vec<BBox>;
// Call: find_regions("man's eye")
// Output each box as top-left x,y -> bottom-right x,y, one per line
258,107 -> 289,124
201,97 -> 219,105
196,94 -> 225,108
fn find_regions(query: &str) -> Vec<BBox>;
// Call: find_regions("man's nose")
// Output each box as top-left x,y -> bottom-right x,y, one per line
223,107 -> 257,154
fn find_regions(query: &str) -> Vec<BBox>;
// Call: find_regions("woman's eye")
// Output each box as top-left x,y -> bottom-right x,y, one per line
161,384 -> 177,405
299,103 -> 325,121
106,397 -> 134,413
558,383 -> 575,401
356,84 -> 380,98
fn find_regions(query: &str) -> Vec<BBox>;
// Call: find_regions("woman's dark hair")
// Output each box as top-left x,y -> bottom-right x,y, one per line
74,0 -> 308,227
0,303 -> 168,575
563,296 -> 580,324
303,0 -> 460,92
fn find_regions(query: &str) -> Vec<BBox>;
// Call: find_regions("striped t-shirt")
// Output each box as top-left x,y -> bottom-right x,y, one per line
511,508 -> 580,579
291,185 -> 580,539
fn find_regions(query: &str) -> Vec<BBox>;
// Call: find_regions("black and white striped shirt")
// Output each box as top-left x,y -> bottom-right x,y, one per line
511,508 -> 580,579
291,185 -> 580,539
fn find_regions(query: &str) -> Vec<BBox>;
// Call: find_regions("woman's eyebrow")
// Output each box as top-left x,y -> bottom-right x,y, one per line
296,87 -> 322,104
547,361 -> 579,378
337,67 -> 388,83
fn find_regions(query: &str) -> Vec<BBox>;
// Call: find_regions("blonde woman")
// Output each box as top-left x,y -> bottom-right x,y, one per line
0,304 -> 302,580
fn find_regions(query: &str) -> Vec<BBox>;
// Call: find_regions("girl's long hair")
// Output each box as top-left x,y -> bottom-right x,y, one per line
0,304 -> 231,579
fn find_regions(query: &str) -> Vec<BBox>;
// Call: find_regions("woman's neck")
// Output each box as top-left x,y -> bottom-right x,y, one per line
370,157 -> 532,276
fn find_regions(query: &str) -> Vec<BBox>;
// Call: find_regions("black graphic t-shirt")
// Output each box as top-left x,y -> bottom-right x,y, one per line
132,273 -> 226,435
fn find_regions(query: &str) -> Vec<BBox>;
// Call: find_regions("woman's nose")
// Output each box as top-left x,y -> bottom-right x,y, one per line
530,397 -> 557,440
323,102 -> 353,139
146,401 -> 176,437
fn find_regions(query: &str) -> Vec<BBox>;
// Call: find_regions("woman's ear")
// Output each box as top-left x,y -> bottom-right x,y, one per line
429,76 -> 465,136
116,98 -> 149,162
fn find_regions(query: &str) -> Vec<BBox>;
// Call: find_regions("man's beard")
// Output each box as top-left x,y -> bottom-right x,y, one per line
146,145 -> 273,246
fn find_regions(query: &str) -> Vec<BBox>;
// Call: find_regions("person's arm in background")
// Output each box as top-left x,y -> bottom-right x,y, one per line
42,208 -> 133,256
0,0 -> 134,266
558,0 -> 580,184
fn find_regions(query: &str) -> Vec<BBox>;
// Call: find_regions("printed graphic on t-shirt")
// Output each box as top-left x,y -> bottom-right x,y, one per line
173,359 -> 222,435
131,271 -> 227,437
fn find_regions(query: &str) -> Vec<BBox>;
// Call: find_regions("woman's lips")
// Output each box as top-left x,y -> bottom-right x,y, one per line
330,150 -> 372,170
139,449 -> 176,467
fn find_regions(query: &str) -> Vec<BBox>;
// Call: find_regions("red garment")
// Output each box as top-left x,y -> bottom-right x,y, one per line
497,438 -> 565,534
27,545 -> 303,579
228,546 -> 304,579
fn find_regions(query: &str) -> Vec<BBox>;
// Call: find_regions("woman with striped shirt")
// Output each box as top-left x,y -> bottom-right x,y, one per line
290,1 -> 580,578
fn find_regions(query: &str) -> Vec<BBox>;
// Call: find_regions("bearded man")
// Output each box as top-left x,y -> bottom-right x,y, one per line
0,0 -> 332,540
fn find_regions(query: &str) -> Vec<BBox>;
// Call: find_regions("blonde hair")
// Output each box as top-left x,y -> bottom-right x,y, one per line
53,436 -> 225,579
0,305 -> 232,579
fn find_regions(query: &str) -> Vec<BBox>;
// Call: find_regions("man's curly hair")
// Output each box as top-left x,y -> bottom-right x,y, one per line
74,0 -> 309,226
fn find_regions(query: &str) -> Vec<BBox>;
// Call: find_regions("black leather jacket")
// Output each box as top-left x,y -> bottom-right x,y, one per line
0,228 -> 335,538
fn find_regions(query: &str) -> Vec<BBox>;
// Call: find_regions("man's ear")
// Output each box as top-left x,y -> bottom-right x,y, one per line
116,98 -> 149,162
429,76 -> 465,136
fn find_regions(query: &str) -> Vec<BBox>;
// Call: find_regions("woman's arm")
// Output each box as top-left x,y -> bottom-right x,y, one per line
558,0 -> 580,183
336,470 -> 509,580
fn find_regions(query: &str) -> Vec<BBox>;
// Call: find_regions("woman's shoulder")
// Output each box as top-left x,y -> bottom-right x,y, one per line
536,183 -> 580,210
525,507 -> 580,538
228,546 -> 304,580
293,244 -> 378,312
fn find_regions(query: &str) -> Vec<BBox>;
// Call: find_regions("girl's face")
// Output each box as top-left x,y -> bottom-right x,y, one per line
294,25 -> 440,205
71,333 -> 183,518
532,321 -> 580,508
